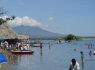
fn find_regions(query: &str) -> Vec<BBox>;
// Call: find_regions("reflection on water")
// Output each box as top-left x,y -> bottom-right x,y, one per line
40,49 -> 43,56
81,60 -> 84,70
0,40 -> 95,70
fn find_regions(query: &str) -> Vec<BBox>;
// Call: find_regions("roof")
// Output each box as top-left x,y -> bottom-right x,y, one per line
0,23 -> 18,39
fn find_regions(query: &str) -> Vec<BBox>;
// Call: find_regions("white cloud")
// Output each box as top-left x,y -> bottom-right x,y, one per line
1,16 -> 46,27
0,16 -> 49,29
7,16 -> 42,27
48,17 -> 56,21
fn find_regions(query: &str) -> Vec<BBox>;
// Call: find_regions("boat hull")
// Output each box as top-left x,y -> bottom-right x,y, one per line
11,50 -> 34,54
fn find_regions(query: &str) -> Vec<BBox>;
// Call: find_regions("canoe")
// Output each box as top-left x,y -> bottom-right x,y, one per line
11,50 -> 34,54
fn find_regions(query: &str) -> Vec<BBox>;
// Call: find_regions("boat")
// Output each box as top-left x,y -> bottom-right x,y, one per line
32,43 -> 42,47
32,42 -> 43,47
11,50 -> 34,54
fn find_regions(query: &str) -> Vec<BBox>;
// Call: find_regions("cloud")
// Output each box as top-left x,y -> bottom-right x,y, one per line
7,16 -> 42,27
0,16 -> 49,29
0,16 -> 48,27
48,17 -> 56,21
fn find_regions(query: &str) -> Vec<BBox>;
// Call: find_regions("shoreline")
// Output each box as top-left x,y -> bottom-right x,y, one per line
82,38 -> 95,40
0,49 -> 9,55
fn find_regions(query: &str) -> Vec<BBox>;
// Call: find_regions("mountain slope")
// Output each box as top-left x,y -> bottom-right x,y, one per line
12,26 -> 66,38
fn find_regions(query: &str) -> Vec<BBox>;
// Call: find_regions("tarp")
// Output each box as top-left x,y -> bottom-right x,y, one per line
0,52 -> 8,64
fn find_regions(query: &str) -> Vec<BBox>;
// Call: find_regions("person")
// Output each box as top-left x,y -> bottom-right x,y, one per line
89,51 -> 92,56
21,46 -> 23,51
40,42 -> 43,50
0,42 -> 3,49
24,45 -> 28,50
74,49 -> 76,51
69,59 -> 80,70
80,51 -> 84,61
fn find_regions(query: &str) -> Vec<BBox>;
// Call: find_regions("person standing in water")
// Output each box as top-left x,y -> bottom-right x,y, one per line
80,51 -> 84,61
89,51 -> 92,56
69,59 -> 80,70
40,42 -> 43,50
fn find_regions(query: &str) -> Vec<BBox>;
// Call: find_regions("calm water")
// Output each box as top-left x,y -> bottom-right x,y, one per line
1,40 -> 95,70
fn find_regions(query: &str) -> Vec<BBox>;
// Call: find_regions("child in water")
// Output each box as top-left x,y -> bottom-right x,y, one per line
80,51 -> 84,61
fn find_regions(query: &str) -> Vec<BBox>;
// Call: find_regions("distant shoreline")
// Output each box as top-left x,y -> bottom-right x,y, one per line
82,38 -> 95,40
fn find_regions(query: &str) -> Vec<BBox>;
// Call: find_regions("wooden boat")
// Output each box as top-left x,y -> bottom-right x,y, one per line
11,50 -> 34,54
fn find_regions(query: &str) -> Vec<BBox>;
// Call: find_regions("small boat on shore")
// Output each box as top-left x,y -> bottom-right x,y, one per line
11,50 -> 34,54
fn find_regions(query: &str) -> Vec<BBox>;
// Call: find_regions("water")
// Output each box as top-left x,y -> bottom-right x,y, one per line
1,40 -> 95,70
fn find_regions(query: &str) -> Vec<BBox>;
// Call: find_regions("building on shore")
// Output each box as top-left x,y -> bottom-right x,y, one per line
0,23 -> 18,39
0,23 -> 29,46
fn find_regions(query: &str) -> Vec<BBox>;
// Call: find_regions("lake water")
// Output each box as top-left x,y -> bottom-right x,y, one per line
1,40 -> 95,70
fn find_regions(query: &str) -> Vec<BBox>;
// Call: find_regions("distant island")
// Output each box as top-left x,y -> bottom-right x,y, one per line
56,34 -> 95,42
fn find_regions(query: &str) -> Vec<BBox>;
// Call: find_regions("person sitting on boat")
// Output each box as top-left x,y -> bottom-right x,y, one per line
26,43 -> 30,50
18,44 -> 22,50
24,45 -> 28,50
21,46 -> 24,51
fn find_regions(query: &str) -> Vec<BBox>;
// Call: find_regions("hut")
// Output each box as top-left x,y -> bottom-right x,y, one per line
0,23 -> 30,47
0,23 -> 18,39
17,34 -> 29,40
0,23 -> 19,45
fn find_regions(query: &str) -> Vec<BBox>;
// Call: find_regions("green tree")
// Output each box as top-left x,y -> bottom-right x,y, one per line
0,7 -> 15,25
65,34 -> 78,41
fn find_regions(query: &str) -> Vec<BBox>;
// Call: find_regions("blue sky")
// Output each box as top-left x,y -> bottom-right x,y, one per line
0,0 -> 95,36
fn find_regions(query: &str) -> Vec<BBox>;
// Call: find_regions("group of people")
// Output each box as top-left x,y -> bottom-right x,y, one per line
69,50 -> 85,70
69,44 -> 95,70
16,42 -> 30,51
0,41 -> 10,50
0,41 -> 30,51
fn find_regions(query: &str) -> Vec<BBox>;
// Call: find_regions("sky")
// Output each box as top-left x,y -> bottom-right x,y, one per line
0,0 -> 95,36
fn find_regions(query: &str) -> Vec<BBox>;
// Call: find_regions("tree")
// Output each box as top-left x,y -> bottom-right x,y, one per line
11,15 -> 15,20
0,18 -> 6,25
0,7 -> 6,16
65,34 -> 78,41
0,7 -> 15,25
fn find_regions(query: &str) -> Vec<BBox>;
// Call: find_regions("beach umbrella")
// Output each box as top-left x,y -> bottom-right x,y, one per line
0,52 -> 8,64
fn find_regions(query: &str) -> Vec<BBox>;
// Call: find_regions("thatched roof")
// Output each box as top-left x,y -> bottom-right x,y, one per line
0,23 -> 18,39
17,34 -> 29,39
